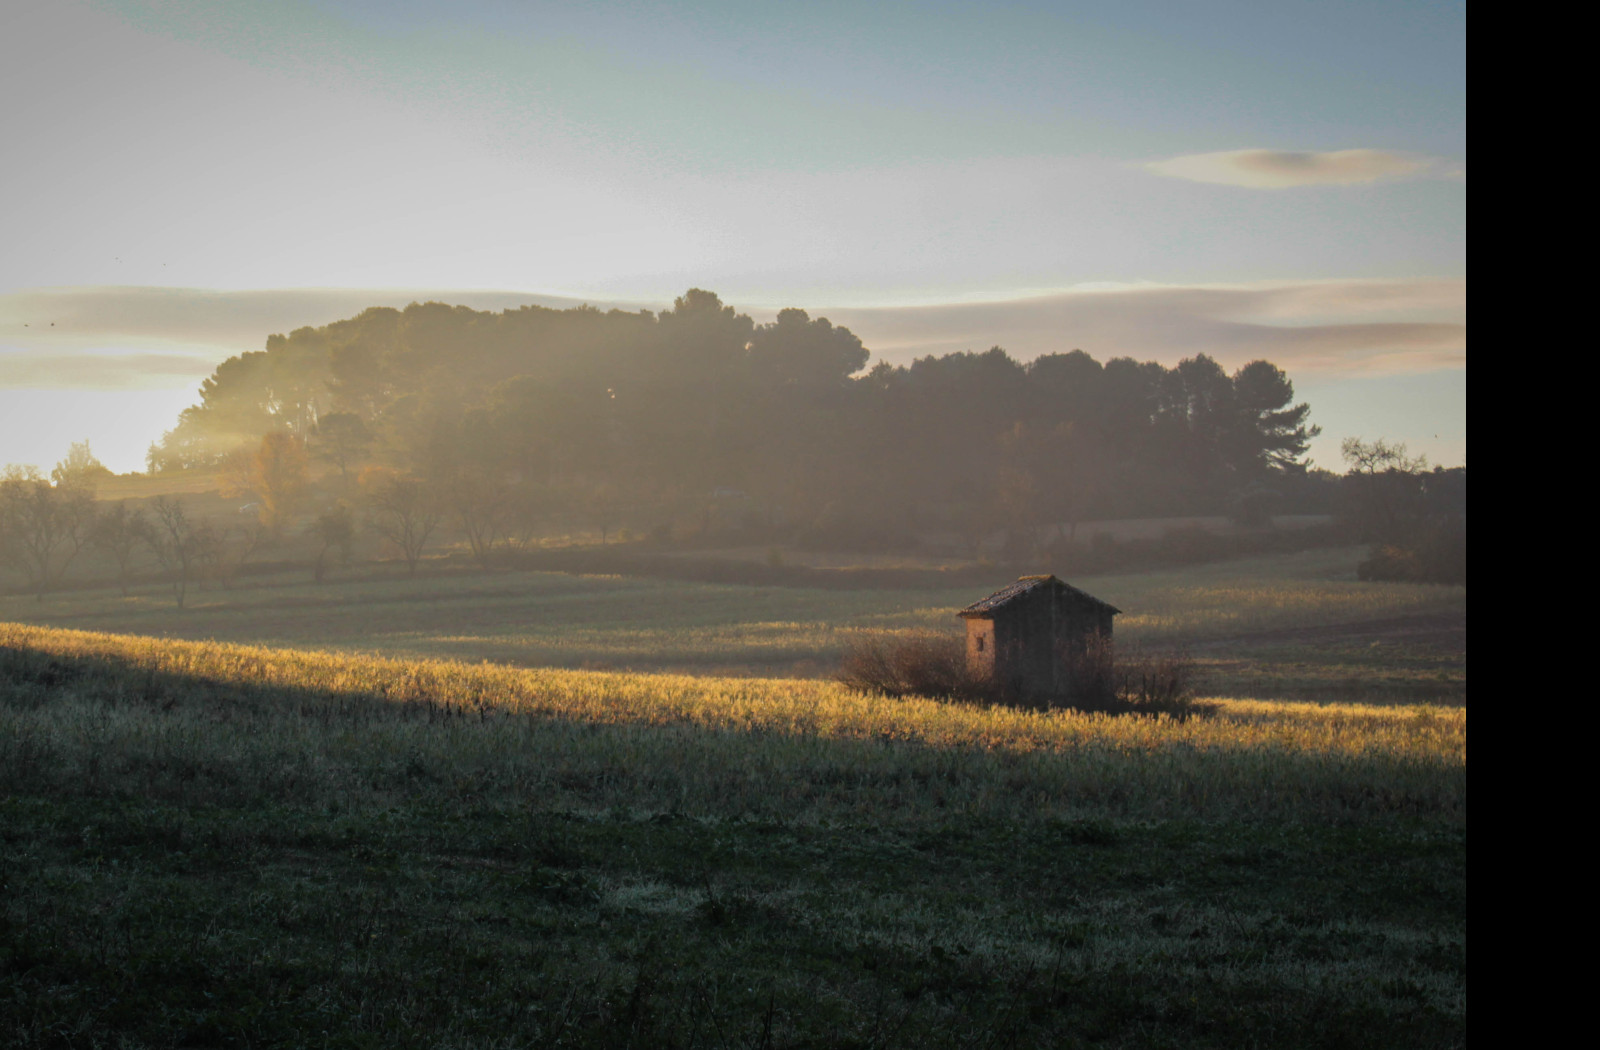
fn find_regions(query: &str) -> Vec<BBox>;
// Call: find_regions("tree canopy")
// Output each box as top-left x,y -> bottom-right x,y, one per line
149,289 -> 1320,543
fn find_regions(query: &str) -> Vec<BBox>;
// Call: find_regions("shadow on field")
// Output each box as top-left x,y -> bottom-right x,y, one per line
0,630 -> 1467,824
0,631 -> 1467,1050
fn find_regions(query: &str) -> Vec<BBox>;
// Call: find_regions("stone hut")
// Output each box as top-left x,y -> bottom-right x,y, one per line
957,575 -> 1121,699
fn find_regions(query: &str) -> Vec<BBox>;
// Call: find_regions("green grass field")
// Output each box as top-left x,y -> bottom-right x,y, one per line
0,547 -> 1465,703
1,546 -> 1466,1045
1,623 -> 1464,1048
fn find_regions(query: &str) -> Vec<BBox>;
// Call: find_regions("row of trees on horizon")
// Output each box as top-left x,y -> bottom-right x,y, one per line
0,290 -> 1464,598
1,430 -> 1464,602
141,289 -> 1325,543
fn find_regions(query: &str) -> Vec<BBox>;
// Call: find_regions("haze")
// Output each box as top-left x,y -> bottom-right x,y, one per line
2,0 -> 1464,473
0,7 -> 1470,1040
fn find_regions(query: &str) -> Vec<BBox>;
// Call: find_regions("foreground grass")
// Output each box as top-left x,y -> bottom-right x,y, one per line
1,624 -> 1464,1047
0,547 -> 1465,702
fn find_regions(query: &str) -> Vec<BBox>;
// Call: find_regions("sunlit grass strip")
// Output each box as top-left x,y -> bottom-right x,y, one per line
1,623 -> 1463,757
0,622 -> 1465,822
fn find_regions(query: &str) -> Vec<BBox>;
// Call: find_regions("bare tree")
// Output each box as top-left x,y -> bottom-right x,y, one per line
1341,437 -> 1429,539
448,469 -> 515,570
145,496 -> 204,608
501,481 -> 548,553
308,502 -> 355,582
204,522 -> 268,590
587,482 -> 621,546
86,500 -> 150,596
0,465 -> 98,601
361,468 -> 441,577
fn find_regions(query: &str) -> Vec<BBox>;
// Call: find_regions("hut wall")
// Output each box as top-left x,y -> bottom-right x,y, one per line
990,588 -> 1054,696
971,586 -> 1116,699
964,618 -> 996,680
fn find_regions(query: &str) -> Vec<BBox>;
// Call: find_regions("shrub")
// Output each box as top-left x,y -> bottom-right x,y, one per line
1053,634 -> 1211,718
839,631 -> 1214,719
836,632 -> 989,702
1357,519 -> 1465,586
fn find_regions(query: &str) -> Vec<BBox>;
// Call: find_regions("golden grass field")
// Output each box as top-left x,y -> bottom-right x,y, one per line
0,621 -> 1465,825
0,611 -> 1466,1047
0,546 -> 1465,702
0,544 -> 1465,1046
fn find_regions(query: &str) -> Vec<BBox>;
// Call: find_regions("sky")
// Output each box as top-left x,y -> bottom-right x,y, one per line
1,0 -> 1465,474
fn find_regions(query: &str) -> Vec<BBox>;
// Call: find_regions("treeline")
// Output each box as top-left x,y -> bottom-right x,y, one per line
0,447 -> 265,606
1341,439 -> 1466,585
145,289 -> 1322,552
1,435 -> 1463,604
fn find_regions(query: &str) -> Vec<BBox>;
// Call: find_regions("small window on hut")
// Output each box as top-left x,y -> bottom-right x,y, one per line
976,634 -> 986,652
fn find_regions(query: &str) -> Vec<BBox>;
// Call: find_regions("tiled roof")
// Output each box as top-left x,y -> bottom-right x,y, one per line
958,574 -> 1121,617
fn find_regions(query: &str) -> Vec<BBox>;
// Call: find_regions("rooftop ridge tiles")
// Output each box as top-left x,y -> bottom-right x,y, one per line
957,574 -> 1122,617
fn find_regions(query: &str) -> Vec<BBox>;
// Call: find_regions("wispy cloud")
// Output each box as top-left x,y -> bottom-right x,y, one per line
0,280 -> 1464,389
0,286 -> 642,390
0,351 -> 217,390
819,279 -> 1465,376
1145,149 -> 1460,188
0,286 -> 613,353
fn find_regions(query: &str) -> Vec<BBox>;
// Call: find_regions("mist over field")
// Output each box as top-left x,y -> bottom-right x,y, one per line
2,2 -> 1463,1046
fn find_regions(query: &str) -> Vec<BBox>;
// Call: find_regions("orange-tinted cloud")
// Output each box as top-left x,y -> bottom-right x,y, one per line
1146,149 -> 1461,188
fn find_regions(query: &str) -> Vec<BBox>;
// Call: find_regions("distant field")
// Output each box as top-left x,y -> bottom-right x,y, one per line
0,547 -> 1465,703
0,624 -> 1466,1047
664,514 -> 1336,569
7,477 -> 1338,585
